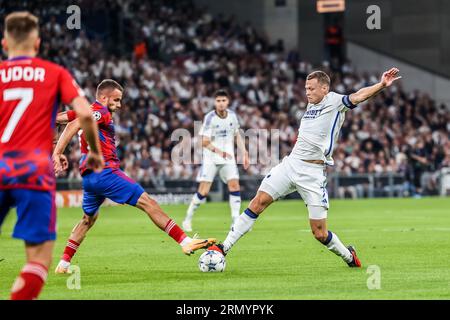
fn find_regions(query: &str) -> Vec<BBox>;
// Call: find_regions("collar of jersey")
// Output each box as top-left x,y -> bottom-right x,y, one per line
310,94 -> 328,107
215,110 -> 228,119
94,100 -> 108,109
7,55 -> 33,61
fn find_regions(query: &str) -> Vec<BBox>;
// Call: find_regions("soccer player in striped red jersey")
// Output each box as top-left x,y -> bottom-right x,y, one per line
52,79 -> 216,274
0,12 -> 103,300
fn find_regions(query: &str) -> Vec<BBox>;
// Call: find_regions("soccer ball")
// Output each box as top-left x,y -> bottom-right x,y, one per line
198,250 -> 226,272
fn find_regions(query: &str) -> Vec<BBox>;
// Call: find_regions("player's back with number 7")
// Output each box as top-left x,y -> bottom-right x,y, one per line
0,11 -> 103,300
0,51 -> 84,189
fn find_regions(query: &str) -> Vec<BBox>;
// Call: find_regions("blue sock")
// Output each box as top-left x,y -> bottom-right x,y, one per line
322,230 -> 333,245
196,192 -> 206,200
244,208 -> 258,219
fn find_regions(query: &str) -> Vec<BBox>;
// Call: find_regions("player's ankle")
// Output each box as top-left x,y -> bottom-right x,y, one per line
179,236 -> 192,247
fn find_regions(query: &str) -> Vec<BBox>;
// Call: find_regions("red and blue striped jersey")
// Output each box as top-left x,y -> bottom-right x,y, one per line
0,56 -> 83,190
67,101 -> 120,175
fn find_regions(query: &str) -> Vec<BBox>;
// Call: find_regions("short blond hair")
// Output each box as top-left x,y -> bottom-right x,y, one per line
4,11 -> 39,44
306,71 -> 331,87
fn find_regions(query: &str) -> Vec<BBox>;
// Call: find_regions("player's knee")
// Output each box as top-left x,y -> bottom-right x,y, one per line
228,181 -> 240,191
140,193 -> 159,210
147,198 -> 159,210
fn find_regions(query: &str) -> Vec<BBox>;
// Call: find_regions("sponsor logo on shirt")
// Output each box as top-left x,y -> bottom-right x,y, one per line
302,109 -> 322,120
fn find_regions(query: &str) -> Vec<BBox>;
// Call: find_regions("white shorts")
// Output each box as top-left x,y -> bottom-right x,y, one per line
258,156 -> 329,209
196,163 -> 239,183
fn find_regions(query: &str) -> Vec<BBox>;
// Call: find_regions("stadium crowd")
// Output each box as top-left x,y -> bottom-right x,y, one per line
1,0 -> 449,196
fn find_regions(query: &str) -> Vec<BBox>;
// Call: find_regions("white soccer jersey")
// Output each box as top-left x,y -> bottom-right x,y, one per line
290,91 -> 357,165
199,109 -> 240,164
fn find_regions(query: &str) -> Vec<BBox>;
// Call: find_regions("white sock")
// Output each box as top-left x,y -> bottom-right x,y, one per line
180,236 -> 192,247
185,192 -> 206,222
229,192 -> 241,222
223,208 -> 258,253
58,260 -> 71,268
323,231 -> 353,263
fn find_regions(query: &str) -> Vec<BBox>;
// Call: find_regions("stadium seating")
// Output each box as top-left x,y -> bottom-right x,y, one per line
3,0 -> 448,196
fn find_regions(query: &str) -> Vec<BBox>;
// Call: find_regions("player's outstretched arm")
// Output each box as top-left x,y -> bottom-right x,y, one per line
70,96 -> 104,172
349,67 -> 401,105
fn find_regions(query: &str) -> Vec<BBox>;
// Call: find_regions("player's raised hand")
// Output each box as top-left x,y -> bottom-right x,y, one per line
381,67 -> 401,87
86,151 -> 104,173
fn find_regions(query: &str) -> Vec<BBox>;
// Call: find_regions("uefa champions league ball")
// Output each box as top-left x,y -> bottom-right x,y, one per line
198,250 -> 226,272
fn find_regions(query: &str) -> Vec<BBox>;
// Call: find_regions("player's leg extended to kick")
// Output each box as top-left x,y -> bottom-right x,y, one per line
227,179 -> 241,228
308,206 -> 361,267
182,181 -> 212,232
55,213 -> 98,274
210,190 -> 274,255
135,192 -> 216,255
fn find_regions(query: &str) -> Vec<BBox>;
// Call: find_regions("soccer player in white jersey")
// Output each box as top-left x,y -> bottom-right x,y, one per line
182,90 -> 249,232
209,68 -> 401,267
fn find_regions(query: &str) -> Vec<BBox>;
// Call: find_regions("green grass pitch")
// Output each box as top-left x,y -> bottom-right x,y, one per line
1,197 -> 449,300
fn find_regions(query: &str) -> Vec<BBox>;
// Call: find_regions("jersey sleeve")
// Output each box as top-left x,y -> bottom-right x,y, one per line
59,67 -> 85,105
341,94 -> 358,110
199,113 -> 214,137
92,108 -> 111,126
66,106 -> 111,125
332,92 -> 358,112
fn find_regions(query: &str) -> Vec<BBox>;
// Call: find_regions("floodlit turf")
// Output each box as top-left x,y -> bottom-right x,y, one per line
1,197 -> 450,300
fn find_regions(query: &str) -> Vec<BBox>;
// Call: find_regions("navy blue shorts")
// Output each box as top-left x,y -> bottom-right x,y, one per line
0,189 -> 56,243
82,168 -> 145,216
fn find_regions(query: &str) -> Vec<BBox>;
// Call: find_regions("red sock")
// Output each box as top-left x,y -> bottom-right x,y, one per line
62,239 -> 80,262
164,219 -> 187,244
10,262 -> 48,300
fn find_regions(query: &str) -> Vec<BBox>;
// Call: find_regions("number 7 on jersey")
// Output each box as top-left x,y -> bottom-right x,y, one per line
1,88 -> 33,143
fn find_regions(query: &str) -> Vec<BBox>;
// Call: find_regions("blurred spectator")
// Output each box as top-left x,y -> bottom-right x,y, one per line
1,0 -> 448,196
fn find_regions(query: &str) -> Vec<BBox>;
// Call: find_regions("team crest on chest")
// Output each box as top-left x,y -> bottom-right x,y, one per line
93,111 -> 102,121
